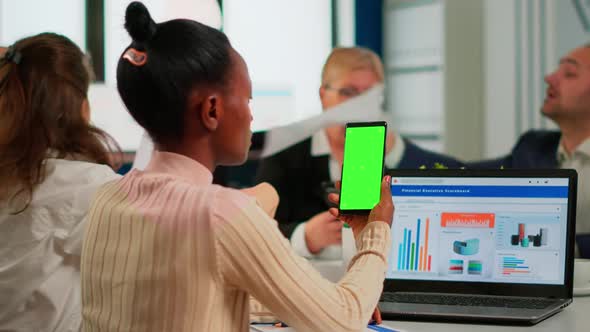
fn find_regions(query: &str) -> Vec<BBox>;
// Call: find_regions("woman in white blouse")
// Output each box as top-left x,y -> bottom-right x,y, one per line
0,33 -> 122,332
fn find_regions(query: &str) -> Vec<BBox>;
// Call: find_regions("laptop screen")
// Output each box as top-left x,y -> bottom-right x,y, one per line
386,176 -> 570,285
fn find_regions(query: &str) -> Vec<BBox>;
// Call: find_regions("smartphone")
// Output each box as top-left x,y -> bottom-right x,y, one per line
338,121 -> 387,215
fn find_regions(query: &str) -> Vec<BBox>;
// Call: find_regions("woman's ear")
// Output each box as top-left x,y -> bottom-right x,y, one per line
199,95 -> 222,131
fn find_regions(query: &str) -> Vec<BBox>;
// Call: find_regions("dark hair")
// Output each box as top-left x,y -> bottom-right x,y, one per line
117,1 -> 233,145
0,33 -> 121,212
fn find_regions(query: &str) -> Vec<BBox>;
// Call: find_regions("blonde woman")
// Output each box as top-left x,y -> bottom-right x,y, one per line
256,47 -> 463,259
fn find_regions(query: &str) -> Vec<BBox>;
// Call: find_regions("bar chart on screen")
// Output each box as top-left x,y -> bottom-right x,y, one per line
501,255 -> 531,275
393,213 -> 439,273
495,251 -> 560,281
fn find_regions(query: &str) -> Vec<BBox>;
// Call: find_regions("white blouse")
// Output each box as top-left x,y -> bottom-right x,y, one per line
0,158 -> 120,332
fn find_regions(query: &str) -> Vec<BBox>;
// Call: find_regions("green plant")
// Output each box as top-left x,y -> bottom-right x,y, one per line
418,163 -> 504,170
419,162 -> 449,169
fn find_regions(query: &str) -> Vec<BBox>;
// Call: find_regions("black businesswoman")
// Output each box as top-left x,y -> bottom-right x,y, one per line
80,2 -> 392,330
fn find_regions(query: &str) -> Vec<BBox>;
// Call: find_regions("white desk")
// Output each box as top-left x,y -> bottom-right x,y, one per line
380,297 -> 590,331
249,297 -> 589,332
253,259 -> 590,331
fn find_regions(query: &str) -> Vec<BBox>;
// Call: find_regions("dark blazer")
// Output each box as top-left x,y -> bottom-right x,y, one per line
255,137 -> 465,238
467,130 -> 561,169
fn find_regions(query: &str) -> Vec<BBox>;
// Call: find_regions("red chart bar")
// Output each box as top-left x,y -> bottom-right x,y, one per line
424,218 -> 430,271
428,255 -> 432,271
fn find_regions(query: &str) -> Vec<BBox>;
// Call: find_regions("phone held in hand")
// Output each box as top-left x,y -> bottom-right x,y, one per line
338,121 -> 387,215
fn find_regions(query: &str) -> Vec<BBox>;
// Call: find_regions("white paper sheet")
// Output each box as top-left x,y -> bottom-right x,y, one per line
133,84 -> 388,169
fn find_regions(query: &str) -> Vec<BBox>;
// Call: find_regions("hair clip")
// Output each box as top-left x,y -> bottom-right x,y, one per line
3,45 -> 22,65
122,48 -> 147,66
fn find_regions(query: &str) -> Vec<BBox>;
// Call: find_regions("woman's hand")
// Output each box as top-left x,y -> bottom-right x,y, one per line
327,175 -> 393,237
370,307 -> 382,325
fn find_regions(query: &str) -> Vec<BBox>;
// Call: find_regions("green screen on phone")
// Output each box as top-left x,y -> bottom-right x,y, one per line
339,123 -> 386,212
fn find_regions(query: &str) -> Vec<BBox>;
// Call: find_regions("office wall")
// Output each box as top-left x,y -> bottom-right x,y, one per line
383,0 -> 483,157
0,0 -> 85,47
482,0 -> 518,158
0,0 -> 222,151
555,1 -> 590,62
222,0 -> 332,132
336,0 -> 356,47
0,0 -> 333,151
444,0 -> 484,160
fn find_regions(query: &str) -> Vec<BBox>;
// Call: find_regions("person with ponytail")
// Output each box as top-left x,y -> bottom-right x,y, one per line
0,33 -> 121,331
81,2 -> 393,331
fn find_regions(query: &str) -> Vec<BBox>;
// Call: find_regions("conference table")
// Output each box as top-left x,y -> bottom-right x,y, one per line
378,296 -> 589,332
249,259 -> 590,331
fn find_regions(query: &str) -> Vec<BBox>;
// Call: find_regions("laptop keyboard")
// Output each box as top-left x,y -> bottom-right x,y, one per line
381,292 -> 557,309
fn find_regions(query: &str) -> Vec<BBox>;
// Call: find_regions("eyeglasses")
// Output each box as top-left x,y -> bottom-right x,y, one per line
323,85 -> 361,98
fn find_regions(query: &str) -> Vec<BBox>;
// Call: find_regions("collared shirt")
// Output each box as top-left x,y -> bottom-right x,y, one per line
557,138 -> 590,235
81,151 -> 390,332
0,158 -> 119,332
291,130 -> 404,259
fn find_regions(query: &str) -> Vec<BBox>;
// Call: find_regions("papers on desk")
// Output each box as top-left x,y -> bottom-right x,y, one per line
250,323 -> 404,332
250,325 -> 296,332
366,324 -> 405,332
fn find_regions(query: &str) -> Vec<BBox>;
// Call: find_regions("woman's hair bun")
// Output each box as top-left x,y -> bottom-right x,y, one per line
124,1 -> 157,44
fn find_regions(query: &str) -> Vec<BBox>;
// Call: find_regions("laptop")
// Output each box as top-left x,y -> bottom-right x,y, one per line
379,169 -> 577,325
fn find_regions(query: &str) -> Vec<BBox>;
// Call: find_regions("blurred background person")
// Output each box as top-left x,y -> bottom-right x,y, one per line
256,47 -> 463,258
469,44 -> 590,256
0,33 -> 121,331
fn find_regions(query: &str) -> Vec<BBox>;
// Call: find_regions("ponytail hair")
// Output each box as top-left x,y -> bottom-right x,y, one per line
124,1 -> 157,45
117,1 -> 233,146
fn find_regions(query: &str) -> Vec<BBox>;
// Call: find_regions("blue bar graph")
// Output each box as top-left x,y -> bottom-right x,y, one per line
501,256 -> 531,275
397,244 -> 403,270
415,219 -> 421,270
402,228 -> 407,269
397,218 -> 432,272
406,230 -> 411,270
